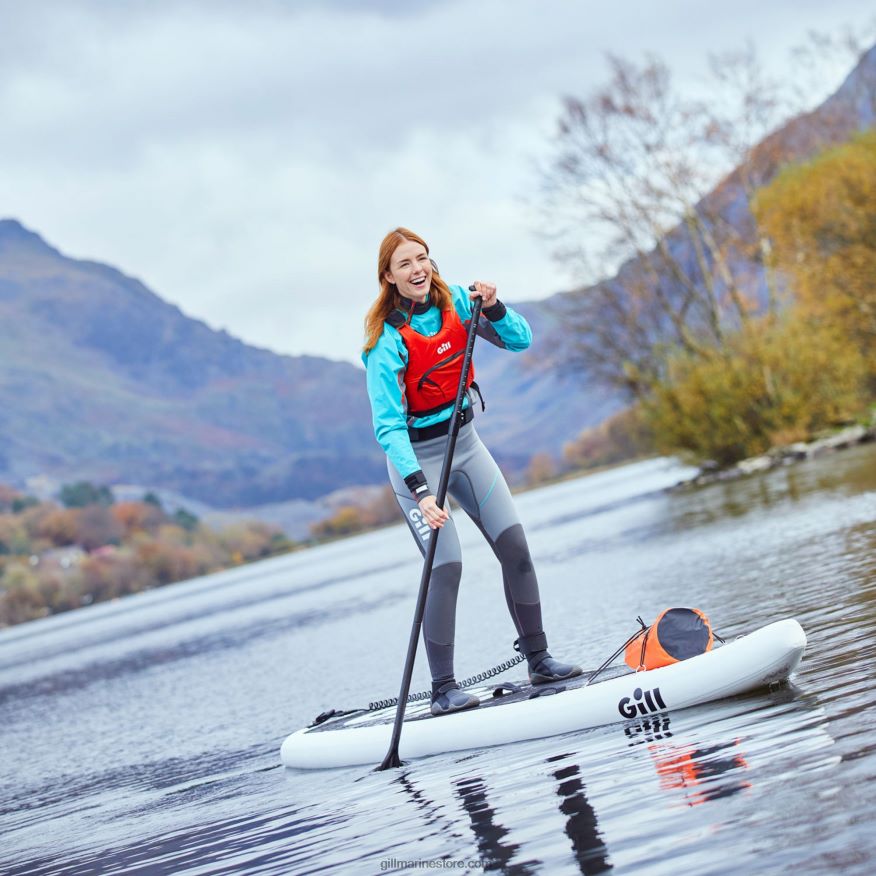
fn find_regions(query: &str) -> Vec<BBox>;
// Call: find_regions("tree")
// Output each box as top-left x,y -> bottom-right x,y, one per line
142,491 -> 164,510
0,478 -> 296,627
0,564 -> 45,626
359,486 -> 403,527
540,38 -> 868,399
11,495 -> 39,513
563,407 -> 654,471
59,481 -> 114,509
310,506 -> 367,539
111,501 -> 167,536
0,486 -> 39,514
36,507 -> 80,547
542,53 -> 764,395
0,516 -> 28,556
754,130 -> 876,373
0,486 -> 18,512
643,311 -> 867,464
217,521 -> 289,560
172,508 -> 200,532
73,506 -> 124,551
133,539 -> 209,586
525,453 -> 557,487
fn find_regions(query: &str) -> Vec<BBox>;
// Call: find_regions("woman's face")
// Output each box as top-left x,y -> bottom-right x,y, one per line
385,240 -> 433,303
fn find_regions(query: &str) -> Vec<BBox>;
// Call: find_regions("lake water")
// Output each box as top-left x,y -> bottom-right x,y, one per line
1,444 -> 875,875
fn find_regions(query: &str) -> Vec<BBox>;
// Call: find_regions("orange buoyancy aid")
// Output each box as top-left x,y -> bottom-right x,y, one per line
387,306 -> 475,418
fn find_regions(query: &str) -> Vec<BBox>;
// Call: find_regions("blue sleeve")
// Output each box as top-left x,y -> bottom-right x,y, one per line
449,285 -> 532,351
363,324 -> 422,480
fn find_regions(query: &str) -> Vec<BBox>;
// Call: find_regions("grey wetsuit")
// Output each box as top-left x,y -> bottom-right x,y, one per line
388,420 -> 545,683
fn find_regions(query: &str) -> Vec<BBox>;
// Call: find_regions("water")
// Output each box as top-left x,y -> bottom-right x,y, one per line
1,445 -> 874,875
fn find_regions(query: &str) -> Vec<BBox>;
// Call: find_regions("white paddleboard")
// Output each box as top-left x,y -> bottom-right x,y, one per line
281,618 -> 806,769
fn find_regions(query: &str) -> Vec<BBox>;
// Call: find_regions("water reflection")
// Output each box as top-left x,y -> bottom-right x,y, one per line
624,715 -> 673,745
547,753 -> 612,875
394,771 -> 460,835
3,696 -> 841,876
404,711 -> 768,876
454,776 -> 539,874
624,714 -> 750,806
649,739 -> 750,807
451,761 -> 612,875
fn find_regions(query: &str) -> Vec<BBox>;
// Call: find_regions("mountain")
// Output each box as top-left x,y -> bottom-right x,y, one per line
4,46 -> 871,510
0,221 -> 614,507
0,221 -> 382,505
466,298 -> 621,470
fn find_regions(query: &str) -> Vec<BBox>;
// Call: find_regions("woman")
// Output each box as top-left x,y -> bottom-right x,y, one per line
363,227 -> 581,716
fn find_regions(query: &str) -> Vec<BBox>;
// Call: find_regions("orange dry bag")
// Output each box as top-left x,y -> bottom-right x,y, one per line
624,608 -> 717,672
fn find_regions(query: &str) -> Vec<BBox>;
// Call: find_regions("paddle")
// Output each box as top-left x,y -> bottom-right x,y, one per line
377,287 -> 484,770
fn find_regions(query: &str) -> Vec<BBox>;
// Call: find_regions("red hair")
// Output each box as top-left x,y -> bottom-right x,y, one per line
363,227 -> 453,353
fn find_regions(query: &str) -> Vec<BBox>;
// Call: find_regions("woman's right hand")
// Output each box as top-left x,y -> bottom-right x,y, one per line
418,494 -> 449,529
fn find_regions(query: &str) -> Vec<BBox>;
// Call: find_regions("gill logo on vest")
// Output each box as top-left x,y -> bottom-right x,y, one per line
436,341 -> 452,355
618,686 -> 667,718
408,508 -> 431,542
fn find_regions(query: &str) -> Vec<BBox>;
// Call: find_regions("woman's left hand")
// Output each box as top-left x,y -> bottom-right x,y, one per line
469,281 -> 497,309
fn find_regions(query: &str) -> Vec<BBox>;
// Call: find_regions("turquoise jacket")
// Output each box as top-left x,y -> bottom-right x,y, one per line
363,284 -> 532,481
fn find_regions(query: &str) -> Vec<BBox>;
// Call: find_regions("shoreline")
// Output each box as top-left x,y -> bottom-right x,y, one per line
669,421 -> 876,491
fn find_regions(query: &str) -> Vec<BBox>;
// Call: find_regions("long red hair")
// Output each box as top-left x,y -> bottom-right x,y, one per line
363,227 -> 453,353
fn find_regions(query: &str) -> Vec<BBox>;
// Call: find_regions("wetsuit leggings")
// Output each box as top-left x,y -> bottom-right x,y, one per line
388,421 -> 545,683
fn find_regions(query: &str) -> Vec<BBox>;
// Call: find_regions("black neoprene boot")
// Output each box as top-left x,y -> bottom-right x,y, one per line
515,633 -> 583,685
430,679 -> 480,716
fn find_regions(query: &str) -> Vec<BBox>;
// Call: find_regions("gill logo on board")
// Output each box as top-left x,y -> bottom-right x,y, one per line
618,686 -> 667,718
436,341 -> 452,355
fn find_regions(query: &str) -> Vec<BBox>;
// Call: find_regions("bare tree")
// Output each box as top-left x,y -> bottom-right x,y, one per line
540,32 -> 873,400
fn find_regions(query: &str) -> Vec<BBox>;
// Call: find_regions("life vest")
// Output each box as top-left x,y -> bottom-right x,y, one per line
387,306 -> 475,418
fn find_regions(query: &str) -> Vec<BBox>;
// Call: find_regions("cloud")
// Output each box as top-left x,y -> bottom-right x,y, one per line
0,0 -> 872,363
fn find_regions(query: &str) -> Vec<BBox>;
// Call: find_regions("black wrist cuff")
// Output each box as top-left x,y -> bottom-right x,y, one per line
482,299 -> 507,321
404,470 -> 429,499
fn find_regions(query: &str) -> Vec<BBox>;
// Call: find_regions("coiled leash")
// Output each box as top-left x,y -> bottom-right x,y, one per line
368,652 -> 526,711
310,652 -> 526,726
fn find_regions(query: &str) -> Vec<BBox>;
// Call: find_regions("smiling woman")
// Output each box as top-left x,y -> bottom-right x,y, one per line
361,227 -> 582,717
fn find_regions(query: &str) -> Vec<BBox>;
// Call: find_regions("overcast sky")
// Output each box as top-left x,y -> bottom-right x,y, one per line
1,1 -> 873,365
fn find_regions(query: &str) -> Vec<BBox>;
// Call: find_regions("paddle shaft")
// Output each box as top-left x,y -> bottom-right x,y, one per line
377,291 -> 483,770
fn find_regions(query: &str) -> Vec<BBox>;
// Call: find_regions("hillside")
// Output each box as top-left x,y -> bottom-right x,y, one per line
0,221 -> 384,505
0,221 -> 614,507
3,46 -> 871,511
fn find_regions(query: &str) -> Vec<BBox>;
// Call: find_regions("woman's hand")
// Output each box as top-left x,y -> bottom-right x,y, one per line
469,281 -> 497,309
418,494 -> 449,529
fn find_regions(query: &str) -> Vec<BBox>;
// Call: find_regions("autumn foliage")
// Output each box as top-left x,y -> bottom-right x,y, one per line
309,486 -> 402,539
754,130 -> 876,378
563,407 -> 655,473
0,484 -> 296,627
643,313 -> 867,465
545,42 -> 876,467
643,132 -> 876,465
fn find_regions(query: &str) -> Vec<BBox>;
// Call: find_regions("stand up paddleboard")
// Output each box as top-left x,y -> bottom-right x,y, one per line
281,618 -> 806,770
